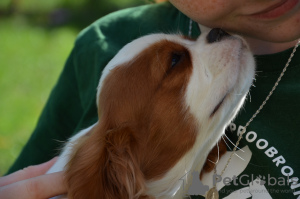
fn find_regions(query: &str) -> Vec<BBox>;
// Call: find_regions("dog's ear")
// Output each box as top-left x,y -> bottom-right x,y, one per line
66,125 -> 149,199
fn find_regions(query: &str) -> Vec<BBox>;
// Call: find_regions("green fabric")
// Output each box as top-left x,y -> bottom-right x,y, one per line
8,2 -> 300,199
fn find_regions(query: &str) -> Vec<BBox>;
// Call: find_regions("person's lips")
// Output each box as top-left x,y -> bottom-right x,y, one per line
250,0 -> 299,19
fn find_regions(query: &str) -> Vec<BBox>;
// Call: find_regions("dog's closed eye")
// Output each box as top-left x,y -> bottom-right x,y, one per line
171,52 -> 182,68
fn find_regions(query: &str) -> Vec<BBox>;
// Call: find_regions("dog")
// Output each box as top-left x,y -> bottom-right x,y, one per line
47,28 -> 255,199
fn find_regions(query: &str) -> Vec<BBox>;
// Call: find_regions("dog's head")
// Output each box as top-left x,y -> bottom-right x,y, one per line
66,29 -> 255,199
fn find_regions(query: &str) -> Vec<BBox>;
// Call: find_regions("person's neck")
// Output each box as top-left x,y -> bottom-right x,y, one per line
244,37 -> 298,55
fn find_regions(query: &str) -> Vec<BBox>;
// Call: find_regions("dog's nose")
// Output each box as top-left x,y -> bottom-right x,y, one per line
206,28 -> 230,43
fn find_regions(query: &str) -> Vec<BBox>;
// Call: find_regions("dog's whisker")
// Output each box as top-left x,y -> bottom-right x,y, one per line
207,159 -> 217,164
216,140 -> 220,164
179,170 -> 191,180
249,91 -> 252,101
247,91 -> 252,103
207,140 -> 220,165
223,133 -> 245,152
234,152 -> 246,161
53,139 -> 66,143
241,106 -> 247,112
221,135 -> 232,151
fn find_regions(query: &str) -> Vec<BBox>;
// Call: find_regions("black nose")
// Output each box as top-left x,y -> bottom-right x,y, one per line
206,28 -> 230,43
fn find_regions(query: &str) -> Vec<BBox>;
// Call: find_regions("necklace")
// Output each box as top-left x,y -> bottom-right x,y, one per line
187,18 -> 300,199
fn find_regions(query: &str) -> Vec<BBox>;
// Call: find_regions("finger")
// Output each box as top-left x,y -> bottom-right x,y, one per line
0,171 -> 66,199
0,157 -> 58,187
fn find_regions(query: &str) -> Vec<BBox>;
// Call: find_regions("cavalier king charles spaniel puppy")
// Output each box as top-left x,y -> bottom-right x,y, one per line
47,28 -> 255,199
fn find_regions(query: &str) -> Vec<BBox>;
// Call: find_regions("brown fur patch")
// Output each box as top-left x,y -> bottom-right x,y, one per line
65,40 -> 199,198
181,35 -> 196,41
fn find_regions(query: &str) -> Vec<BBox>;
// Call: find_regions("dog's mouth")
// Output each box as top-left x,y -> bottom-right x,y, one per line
210,93 -> 228,117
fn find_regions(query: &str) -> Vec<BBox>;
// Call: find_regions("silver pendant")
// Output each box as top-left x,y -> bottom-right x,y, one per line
206,187 -> 219,199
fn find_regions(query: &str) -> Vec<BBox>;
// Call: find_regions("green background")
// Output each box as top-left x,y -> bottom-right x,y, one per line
0,0 -> 149,176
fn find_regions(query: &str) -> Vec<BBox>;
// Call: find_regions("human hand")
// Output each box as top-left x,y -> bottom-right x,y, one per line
0,157 -> 67,199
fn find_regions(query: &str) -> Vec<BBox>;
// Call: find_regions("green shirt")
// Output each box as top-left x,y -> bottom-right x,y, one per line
8,2 -> 300,199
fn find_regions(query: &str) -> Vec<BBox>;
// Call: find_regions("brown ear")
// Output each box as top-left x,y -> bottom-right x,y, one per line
66,125 -> 149,199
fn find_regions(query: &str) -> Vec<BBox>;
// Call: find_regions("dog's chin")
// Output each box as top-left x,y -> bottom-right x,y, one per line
210,39 -> 253,120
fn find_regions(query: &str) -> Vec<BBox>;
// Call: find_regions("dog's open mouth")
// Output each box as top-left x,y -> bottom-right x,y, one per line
210,94 -> 228,117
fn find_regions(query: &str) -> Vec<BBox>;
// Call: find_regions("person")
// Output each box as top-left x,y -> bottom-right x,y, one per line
0,157 -> 66,198
1,0 -> 299,198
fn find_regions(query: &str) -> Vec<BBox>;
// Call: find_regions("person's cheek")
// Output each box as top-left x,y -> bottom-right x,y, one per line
169,0 -> 237,27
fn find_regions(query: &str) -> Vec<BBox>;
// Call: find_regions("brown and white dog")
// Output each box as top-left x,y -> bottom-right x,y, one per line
47,28 -> 255,199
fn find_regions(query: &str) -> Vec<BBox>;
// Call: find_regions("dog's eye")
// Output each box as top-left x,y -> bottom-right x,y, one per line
171,53 -> 182,67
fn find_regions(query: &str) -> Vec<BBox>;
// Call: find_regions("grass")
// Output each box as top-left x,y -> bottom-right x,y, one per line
0,17 -> 77,176
0,0 -> 147,177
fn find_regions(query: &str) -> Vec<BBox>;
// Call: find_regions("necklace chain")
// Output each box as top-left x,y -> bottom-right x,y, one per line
244,39 -> 300,131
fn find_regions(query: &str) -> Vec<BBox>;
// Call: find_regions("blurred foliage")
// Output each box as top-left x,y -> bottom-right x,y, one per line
0,0 -> 150,175
0,18 -> 77,176
0,0 -> 151,29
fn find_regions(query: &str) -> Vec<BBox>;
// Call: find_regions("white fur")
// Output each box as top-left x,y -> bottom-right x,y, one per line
47,32 -> 255,199
46,124 -> 97,174
142,33 -> 255,198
